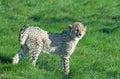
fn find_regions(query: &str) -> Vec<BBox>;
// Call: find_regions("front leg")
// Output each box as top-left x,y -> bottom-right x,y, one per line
60,56 -> 70,75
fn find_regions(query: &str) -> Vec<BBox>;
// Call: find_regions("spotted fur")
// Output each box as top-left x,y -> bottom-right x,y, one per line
13,22 -> 86,75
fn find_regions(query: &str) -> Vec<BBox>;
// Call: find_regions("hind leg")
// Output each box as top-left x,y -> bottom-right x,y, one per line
13,45 -> 27,64
29,49 -> 41,66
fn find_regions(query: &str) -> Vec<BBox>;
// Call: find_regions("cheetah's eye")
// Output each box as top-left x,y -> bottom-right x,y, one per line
76,29 -> 79,32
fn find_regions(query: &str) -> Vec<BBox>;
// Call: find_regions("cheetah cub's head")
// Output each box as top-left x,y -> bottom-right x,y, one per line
69,22 -> 86,39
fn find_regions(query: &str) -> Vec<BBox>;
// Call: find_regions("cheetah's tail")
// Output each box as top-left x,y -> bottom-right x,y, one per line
19,24 -> 29,45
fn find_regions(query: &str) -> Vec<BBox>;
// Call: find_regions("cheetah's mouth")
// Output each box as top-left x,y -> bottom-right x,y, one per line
76,33 -> 81,38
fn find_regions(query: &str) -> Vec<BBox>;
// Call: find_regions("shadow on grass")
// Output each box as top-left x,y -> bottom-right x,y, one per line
38,60 -> 72,79
99,26 -> 120,34
36,56 -> 73,79
44,17 -> 77,23
84,11 -> 120,26
29,14 -> 77,23
62,72 -> 73,79
36,58 -> 59,72
0,54 -> 12,64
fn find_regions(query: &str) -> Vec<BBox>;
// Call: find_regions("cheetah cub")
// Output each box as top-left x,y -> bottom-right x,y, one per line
13,22 -> 86,75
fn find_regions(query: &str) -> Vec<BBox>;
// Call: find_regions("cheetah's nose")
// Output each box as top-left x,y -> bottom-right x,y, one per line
77,33 -> 81,38
79,33 -> 81,36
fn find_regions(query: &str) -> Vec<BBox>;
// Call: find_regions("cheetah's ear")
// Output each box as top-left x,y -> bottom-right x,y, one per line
69,24 -> 72,29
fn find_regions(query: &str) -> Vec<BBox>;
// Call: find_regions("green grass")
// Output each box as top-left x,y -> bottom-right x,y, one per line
0,0 -> 120,79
